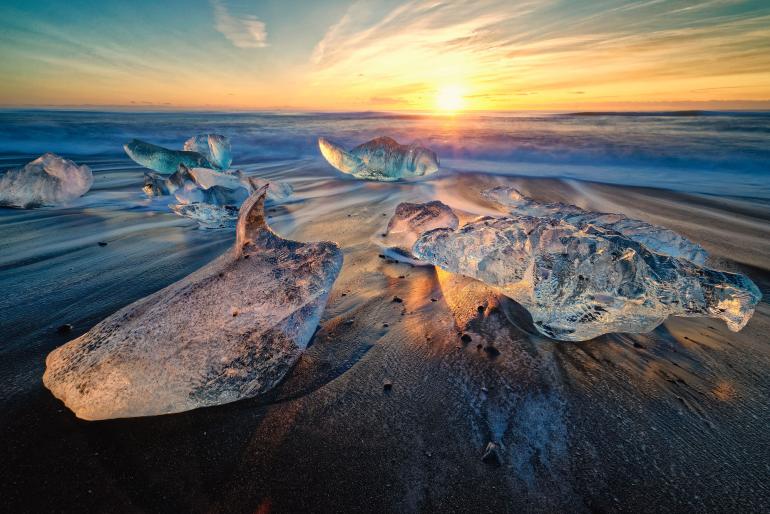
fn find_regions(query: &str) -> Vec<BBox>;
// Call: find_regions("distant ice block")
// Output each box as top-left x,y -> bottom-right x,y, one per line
482,186 -> 708,264
382,201 -> 459,260
124,139 -> 214,174
318,136 -> 439,181
0,153 -> 93,208
184,134 -> 232,170
43,186 -> 344,419
412,216 -> 760,341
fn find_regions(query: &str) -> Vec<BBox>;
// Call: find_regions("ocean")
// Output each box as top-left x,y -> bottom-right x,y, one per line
1,109 -> 769,198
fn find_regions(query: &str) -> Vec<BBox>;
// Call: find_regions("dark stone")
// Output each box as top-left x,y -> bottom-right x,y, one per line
483,346 -> 501,357
460,333 -> 472,344
383,379 -> 393,391
392,296 -> 403,303
97,241 -> 108,247
56,324 -> 73,334
430,298 -> 438,302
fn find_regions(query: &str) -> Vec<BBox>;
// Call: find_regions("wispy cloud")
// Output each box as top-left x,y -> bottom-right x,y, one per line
309,0 -> 770,109
211,0 -> 268,49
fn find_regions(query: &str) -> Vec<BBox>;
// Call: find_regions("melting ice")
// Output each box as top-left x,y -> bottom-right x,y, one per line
482,186 -> 708,264
381,200 -> 459,262
132,133 -> 294,227
318,136 -> 439,181
184,134 -> 232,170
0,153 -> 93,208
124,139 -> 216,174
43,186 -> 344,419
412,215 -> 760,341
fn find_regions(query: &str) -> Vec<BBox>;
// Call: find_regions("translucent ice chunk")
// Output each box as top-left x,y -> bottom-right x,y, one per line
412,216 -> 760,341
170,203 -> 240,227
124,139 -> 214,174
143,172 -> 170,196
318,136 -> 439,181
188,167 -> 242,190
43,185 -> 344,419
184,134 -> 232,170
241,175 -> 294,202
174,182 -> 249,207
482,186 -> 708,264
0,153 -> 93,208
382,201 -> 459,260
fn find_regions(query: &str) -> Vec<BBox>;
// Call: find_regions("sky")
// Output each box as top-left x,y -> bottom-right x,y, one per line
0,0 -> 769,111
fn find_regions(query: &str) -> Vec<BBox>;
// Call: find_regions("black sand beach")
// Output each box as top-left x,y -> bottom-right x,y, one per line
2,166 -> 769,513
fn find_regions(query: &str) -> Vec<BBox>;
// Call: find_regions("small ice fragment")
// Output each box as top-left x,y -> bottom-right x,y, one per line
170,203 -> 240,227
241,175 -> 294,202
174,183 -> 249,207
124,139 -> 214,174
184,134 -> 232,170
43,186 -> 344,419
318,136 -> 439,181
188,167 -> 242,190
412,216 -> 760,341
482,186 -> 708,264
382,200 -> 459,256
0,153 -> 93,208
143,172 -> 170,196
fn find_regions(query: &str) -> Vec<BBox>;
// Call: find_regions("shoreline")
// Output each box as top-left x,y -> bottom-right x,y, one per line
1,164 -> 769,512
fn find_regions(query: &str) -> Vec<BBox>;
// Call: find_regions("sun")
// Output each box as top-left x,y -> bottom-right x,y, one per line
436,85 -> 465,113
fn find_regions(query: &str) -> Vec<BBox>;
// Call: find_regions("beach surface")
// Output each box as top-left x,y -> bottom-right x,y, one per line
1,111 -> 769,513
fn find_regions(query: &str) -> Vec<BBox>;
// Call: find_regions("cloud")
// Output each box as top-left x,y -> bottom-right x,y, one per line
308,0 -> 770,109
211,0 -> 268,49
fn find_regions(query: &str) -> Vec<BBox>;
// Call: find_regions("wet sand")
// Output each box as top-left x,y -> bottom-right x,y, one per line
1,161 -> 769,513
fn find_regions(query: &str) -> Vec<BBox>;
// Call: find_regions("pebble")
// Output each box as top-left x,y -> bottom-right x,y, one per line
483,346 -> 501,357
56,324 -> 73,334
97,241 -> 108,247
392,296 -> 403,303
460,333 -> 472,343
383,379 -> 393,391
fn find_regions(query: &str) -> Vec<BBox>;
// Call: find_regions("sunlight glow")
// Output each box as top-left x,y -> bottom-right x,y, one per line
436,85 -> 465,113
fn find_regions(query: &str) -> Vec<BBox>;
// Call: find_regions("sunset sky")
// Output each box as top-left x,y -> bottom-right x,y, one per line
1,0 -> 769,111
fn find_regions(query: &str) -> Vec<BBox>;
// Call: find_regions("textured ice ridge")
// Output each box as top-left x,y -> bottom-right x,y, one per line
0,153 -> 93,208
318,136 -> 439,181
412,215 -> 760,341
143,165 -> 293,226
125,139 -> 217,174
482,186 -> 708,264
380,200 -> 459,262
43,185 -> 343,419
184,134 -> 232,170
